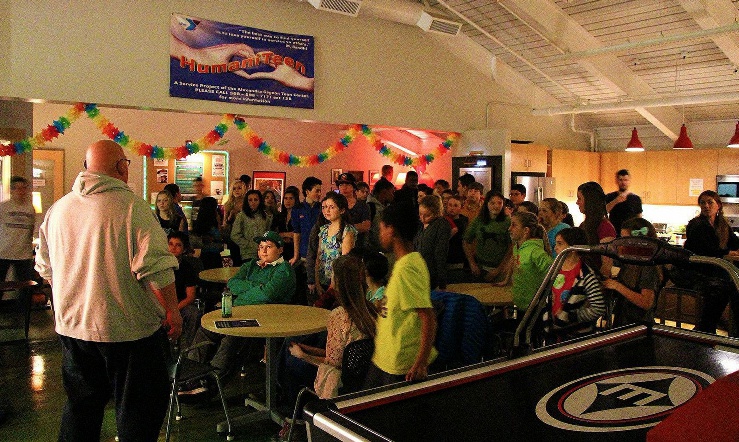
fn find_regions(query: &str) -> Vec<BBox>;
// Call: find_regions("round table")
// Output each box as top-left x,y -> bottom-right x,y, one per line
445,283 -> 514,307
198,266 -> 241,284
202,304 -> 330,430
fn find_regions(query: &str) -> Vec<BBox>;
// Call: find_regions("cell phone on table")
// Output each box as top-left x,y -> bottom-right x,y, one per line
214,319 -> 260,328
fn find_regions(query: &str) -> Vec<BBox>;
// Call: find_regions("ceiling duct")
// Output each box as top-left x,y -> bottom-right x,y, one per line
417,11 -> 461,36
307,0 -> 362,17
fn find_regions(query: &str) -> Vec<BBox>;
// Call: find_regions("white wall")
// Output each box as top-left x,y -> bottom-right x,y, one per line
1,0 -> 590,148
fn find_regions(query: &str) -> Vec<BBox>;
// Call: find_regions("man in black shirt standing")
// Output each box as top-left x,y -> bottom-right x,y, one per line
605,169 -> 643,236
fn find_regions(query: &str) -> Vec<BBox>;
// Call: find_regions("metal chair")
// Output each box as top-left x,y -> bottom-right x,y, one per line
286,338 -> 375,441
165,341 -> 233,441
338,338 -> 375,395
0,280 -> 38,341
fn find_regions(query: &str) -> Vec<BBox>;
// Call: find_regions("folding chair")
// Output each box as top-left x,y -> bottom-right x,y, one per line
165,341 -> 233,442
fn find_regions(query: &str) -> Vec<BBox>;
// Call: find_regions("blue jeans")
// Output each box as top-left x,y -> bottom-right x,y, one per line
58,329 -> 170,442
278,332 -> 327,406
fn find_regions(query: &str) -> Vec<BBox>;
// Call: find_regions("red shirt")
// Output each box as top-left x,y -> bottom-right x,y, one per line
551,260 -> 581,315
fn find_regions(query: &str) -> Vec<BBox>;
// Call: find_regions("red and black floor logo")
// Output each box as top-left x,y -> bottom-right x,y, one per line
535,366 -> 714,432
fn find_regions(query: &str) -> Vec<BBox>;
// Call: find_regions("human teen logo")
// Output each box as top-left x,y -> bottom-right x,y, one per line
536,366 -> 713,432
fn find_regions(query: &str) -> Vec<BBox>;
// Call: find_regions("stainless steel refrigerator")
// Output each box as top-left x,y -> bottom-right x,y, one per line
511,173 -> 556,206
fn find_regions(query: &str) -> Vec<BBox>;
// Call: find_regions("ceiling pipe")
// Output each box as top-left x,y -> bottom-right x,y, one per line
434,0 -> 574,99
550,21 -> 739,62
532,91 -> 739,116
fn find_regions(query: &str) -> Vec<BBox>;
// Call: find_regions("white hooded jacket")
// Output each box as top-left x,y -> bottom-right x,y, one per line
35,171 -> 178,342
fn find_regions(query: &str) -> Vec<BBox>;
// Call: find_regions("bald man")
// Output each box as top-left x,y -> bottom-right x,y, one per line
35,140 -> 181,441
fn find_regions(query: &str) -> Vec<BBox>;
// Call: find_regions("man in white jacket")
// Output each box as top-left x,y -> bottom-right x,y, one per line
35,140 -> 182,442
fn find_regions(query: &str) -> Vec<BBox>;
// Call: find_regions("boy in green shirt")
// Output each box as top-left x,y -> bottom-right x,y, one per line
364,201 -> 437,388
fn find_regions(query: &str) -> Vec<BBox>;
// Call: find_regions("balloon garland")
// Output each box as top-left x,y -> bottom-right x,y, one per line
1,102 -> 458,167
1,103 -> 232,160
232,117 -> 360,167
360,125 -> 458,168
0,102 -> 86,157
83,104 -> 231,160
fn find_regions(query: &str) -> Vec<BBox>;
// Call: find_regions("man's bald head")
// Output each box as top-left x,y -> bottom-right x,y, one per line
85,140 -> 129,183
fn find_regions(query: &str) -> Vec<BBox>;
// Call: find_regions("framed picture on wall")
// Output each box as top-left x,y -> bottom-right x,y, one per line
253,171 -> 286,205
346,170 -> 364,183
368,170 -> 379,187
330,168 -> 343,189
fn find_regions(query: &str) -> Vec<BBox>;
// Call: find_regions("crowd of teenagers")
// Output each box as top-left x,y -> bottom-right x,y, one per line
29,141 -> 739,442
157,165 -> 739,408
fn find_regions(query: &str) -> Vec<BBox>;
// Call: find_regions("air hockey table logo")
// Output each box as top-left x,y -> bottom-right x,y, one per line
535,366 -> 714,432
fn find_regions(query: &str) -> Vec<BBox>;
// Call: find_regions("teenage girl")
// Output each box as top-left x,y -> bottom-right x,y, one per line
155,190 -> 186,235
576,181 -> 616,277
232,189 -> 273,261
507,211 -> 554,313
414,195 -> 451,290
288,255 -> 377,399
314,193 -> 356,307
273,186 -> 301,264
544,227 -> 606,339
603,218 -> 663,326
463,191 -> 512,283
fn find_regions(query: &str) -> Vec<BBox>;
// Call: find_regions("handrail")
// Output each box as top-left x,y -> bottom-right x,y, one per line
512,237 -> 739,351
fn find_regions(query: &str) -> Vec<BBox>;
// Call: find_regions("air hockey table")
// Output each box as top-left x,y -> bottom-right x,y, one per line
303,237 -> 739,441
303,325 -> 739,441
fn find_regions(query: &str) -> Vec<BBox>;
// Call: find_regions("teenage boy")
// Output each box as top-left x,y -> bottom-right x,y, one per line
509,183 -> 527,208
445,194 -> 469,277
292,177 -> 322,303
461,182 -> 484,221
456,173 -> 476,198
164,183 -> 188,232
356,181 -> 370,202
337,172 -> 371,244
292,177 -> 323,261
185,231 -> 295,385
364,201 -> 437,388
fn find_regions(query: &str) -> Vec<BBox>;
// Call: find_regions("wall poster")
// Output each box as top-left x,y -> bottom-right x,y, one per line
253,171 -> 286,205
212,154 -> 225,177
170,13 -> 315,109
175,158 -> 204,196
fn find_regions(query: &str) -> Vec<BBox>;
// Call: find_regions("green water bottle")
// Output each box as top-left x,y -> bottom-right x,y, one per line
221,288 -> 233,318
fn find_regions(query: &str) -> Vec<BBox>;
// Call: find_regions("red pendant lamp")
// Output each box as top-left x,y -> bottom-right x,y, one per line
673,124 -> 693,149
728,121 -> 739,148
625,127 -> 644,152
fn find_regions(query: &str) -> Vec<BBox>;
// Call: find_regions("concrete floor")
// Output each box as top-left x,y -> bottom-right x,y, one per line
0,306 -> 291,441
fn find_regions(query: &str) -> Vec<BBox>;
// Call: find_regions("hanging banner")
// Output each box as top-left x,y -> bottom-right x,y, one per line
169,13 -> 315,109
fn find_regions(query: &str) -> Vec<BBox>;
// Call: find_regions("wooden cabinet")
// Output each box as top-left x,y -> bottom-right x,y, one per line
675,150 -> 719,205
599,151 -> 647,198
551,150 -> 600,202
561,147 -> 732,206
643,151 -> 676,204
717,149 -> 739,175
511,143 -> 548,172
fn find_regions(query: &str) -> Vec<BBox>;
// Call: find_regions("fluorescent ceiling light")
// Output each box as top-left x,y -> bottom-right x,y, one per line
406,129 -> 431,139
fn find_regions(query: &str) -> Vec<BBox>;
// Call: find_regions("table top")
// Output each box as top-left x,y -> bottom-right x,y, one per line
445,283 -> 513,306
202,304 -> 330,338
198,266 -> 240,283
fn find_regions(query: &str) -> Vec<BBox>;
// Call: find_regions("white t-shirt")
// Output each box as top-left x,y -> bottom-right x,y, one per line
0,199 -> 35,260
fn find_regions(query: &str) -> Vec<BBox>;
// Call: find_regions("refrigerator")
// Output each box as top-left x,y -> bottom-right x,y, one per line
511,172 -> 556,206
